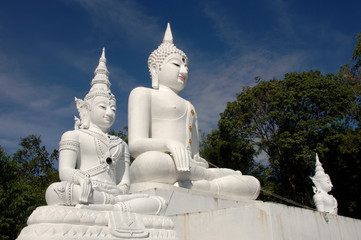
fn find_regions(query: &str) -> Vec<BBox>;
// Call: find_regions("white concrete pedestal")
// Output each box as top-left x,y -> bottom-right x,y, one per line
130,183 -> 361,240
17,205 -> 177,240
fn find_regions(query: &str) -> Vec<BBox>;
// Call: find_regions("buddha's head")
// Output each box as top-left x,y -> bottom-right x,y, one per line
75,48 -> 116,131
148,23 -> 188,92
310,154 -> 333,193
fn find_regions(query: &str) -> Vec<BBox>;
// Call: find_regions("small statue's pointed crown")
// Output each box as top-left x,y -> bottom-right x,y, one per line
75,47 -> 115,129
314,153 -> 326,177
91,47 -> 110,89
84,47 -> 114,101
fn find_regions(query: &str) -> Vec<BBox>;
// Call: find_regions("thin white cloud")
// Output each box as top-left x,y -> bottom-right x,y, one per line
203,2 -> 249,51
0,58 -> 77,153
72,0 -> 162,46
0,72 -> 73,112
184,49 -> 305,133
181,2 -> 307,133
267,0 -> 297,39
182,0 -> 354,136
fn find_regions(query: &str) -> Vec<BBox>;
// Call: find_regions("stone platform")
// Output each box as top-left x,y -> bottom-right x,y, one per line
17,205 -> 177,240
130,183 -> 361,240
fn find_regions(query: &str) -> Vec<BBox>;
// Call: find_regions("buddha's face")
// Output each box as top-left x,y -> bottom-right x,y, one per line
89,96 -> 116,130
157,53 -> 188,92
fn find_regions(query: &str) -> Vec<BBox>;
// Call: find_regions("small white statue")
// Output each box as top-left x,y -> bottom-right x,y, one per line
46,48 -> 165,215
128,23 -> 260,199
310,154 -> 338,215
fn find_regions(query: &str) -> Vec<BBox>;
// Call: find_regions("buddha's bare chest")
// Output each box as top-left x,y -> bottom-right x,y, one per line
151,92 -> 187,120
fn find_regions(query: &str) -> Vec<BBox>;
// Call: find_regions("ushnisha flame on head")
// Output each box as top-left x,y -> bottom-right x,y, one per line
148,22 -> 188,89
74,48 -> 116,129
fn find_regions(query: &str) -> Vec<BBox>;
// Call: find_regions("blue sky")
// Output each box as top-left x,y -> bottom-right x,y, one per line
0,0 -> 360,154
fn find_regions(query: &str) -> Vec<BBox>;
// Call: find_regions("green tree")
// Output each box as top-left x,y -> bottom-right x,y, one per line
13,135 -> 59,197
109,126 -> 129,143
331,31 -> 361,218
200,127 -> 255,173
338,32 -> 361,122
0,135 -> 59,240
202,71 -> 358,215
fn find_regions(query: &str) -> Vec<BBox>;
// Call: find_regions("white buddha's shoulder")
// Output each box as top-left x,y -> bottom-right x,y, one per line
129,87 -> 155,105
130,86 -> 153,96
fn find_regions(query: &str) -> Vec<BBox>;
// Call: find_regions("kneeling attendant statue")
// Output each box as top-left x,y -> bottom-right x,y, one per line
311,154 -> 338,215
128,23 -> 260,199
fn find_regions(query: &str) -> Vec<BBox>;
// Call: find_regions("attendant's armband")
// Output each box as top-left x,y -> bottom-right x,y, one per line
59,140 -> 80,153
124,150 -> 130,164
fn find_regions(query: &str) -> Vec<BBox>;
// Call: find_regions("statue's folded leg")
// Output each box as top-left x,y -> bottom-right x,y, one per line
46,181 -> 115,205
130,151 -> 181,184
47,182 -> 167,215
210,175 -> 261,199
180,174 -> 260,199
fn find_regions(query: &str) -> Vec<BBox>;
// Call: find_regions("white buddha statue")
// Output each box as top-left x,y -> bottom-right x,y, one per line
310,154 -> 338,215
45,48 -> 165,215
128,23 -> 260,199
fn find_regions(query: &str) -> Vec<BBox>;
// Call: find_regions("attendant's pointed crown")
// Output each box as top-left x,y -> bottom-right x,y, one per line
310,153 -> 330,183
310,153 -> 332,193
314,153 -> 326,177
74,48 -> 115,129
148,22 -> 188,73
84,47 -> 114,101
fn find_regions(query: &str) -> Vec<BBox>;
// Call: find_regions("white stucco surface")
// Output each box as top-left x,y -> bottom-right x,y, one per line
131,183 -> 361,240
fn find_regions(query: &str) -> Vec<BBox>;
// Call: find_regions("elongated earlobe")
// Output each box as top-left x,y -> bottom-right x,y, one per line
151,63 -> 159,89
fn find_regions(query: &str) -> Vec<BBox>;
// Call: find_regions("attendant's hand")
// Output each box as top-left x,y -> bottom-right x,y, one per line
166,140 -> 190,172
117,183 -> 130,194
78,174 -> 92,203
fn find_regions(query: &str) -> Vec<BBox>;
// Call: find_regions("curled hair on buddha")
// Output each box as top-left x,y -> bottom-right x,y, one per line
148,22 -> 188,89
74,47 -> 115,130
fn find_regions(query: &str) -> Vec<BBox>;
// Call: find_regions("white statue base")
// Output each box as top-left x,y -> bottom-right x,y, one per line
17,206 -> 177,240
17,184 -> 361,240
130,183 -> 361,240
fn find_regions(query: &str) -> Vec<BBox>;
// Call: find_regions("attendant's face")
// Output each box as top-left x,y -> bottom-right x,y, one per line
89,96 -> 116,130
319,175 -> 333,192
158,53 -> 188,92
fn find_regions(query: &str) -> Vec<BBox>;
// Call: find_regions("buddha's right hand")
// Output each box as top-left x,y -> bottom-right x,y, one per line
166,141 -> 190,172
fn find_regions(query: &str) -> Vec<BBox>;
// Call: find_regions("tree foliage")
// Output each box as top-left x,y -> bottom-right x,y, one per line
338,32 -> 361,122
0,135 -> 58,240
109,126 -> 129,143
201,70 -> 361,218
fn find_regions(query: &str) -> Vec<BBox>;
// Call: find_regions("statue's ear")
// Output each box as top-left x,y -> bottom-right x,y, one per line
151,63 -> 159,89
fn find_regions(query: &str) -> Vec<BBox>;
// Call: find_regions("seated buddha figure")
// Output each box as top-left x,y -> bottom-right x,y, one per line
45,48 -> 165,215
128,23 -> 260,199
310,154 -> 338,214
